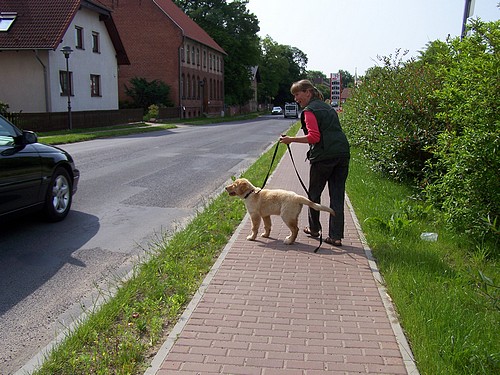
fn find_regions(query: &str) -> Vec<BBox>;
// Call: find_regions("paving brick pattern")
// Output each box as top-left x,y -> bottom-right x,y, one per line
147,143 -> 417,375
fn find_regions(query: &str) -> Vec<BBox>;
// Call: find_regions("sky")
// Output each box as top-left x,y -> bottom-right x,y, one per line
245,0 -> 500,77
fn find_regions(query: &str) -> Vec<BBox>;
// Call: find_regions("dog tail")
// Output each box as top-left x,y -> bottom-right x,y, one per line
297,196 -> 335,216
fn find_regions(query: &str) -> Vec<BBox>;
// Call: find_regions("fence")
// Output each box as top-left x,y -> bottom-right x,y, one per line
3,105 -> 259,132
5,107 -> 181,132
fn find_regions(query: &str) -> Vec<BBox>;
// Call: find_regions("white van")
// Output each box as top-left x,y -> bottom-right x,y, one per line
284,102 -> 299,118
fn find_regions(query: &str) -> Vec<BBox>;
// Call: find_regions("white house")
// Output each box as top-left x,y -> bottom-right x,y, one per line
0,0 -> 129,114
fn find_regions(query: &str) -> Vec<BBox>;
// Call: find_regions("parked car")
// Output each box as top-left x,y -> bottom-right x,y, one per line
0,114 -> 79,222
284,103 -> 299,118
271,106 -> 283,115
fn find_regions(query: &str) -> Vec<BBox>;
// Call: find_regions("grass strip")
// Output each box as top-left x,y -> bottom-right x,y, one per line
38,123 -> 176,145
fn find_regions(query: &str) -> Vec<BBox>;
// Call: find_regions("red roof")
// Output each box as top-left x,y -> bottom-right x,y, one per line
153,0 -> 226,55
0,0 -> 80,49
0,0 -> 129,64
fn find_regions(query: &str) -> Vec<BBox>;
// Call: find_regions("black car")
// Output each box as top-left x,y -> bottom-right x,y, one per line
0,114 -> 79,222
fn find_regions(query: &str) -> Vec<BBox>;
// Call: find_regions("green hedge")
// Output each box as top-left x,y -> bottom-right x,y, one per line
342,18 -> 500,247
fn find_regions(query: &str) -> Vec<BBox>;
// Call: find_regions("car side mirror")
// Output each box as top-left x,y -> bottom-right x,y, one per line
22,130 -> 38,144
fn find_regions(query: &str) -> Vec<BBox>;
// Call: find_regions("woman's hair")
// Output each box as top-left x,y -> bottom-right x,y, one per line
290,79 -> 324,101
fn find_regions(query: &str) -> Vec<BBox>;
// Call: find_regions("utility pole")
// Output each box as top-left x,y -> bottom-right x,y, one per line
461,0 -> 476,39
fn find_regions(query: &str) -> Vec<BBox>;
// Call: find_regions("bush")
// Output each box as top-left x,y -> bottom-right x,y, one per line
124,77 -> 173,111
0,101 -> 9,115
341,18 -> 500,246
144,104 -> 159,121
425,19 -> 500,244
342,50 -> 442,182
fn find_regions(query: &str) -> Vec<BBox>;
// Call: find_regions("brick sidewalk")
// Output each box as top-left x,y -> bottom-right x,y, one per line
145,143 -> 418,375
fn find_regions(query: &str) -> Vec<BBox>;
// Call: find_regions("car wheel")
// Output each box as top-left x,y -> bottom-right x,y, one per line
43,167 -> 73,221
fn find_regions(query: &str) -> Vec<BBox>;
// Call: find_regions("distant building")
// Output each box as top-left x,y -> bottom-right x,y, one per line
248,66 -> 261,112
99,0 -> 226,118
341,87 -> 352,103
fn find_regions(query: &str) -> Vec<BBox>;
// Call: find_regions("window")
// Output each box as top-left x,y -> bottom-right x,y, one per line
59,71 -> 73,96
186,45 -> 190,63
181,74 -> 185,99
92,31 -> 100,53
75,26 -> 84,49
0,12 -> 17,32
90,75 -> 101,97
197,75 -> 201,99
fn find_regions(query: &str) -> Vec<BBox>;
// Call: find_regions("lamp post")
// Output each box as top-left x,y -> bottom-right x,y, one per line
61,46 -> 73,130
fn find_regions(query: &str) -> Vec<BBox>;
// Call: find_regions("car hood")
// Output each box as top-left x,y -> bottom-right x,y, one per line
30,143 -> 76,164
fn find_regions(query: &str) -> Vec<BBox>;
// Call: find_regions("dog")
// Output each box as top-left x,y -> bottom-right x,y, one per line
225,178 -> 335,244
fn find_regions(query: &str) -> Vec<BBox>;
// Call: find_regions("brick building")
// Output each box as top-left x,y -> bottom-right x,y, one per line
100,0 -> 226,118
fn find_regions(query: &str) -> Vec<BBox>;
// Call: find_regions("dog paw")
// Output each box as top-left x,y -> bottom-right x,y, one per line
283,236 -> 295,245
246,234 -> 256,241
261,232 -> 270,238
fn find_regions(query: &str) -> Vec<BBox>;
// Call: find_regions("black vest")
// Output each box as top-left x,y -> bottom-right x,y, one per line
301,99 -> 350,162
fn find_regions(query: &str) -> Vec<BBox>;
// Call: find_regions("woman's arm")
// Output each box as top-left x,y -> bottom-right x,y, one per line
279,111 -> 320,145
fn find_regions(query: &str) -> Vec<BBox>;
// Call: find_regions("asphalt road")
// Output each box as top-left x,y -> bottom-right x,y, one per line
0,115 -> 296,374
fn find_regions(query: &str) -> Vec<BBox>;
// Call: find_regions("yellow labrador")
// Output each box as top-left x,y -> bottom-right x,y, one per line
225,178 -> 335,244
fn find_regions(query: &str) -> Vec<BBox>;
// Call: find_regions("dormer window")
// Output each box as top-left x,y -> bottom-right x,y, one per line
0,12 -> 17,32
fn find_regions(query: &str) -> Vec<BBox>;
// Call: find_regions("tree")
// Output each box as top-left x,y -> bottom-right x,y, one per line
174,0 -> 261,106
306,70 -> 327,82
258,37 -> 289,104
257,36 -> 308,105
305,70 -> 329,100
124,77 -> 173,111
339,69 -> 354,88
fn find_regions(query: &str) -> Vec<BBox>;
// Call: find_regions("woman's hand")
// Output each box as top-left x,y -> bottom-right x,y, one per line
279,134 -> 292,144
280,134 -> 311,145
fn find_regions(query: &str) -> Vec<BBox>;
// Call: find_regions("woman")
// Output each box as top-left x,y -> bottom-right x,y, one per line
279,79 -> 350,246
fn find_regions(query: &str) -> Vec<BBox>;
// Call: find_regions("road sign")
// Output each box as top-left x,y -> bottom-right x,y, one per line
330,72 -> 342,107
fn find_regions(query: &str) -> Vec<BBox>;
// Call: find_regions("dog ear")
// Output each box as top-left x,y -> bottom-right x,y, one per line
236,179 -> 248,195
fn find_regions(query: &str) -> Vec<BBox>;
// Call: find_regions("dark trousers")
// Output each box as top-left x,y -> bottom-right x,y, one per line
308,157 -> 349,240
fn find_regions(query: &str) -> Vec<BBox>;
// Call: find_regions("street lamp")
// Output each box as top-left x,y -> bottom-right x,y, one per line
61,46 -> 73,130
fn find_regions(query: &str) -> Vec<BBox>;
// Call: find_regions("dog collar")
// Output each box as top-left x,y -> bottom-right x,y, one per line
244,189 -> 254,199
